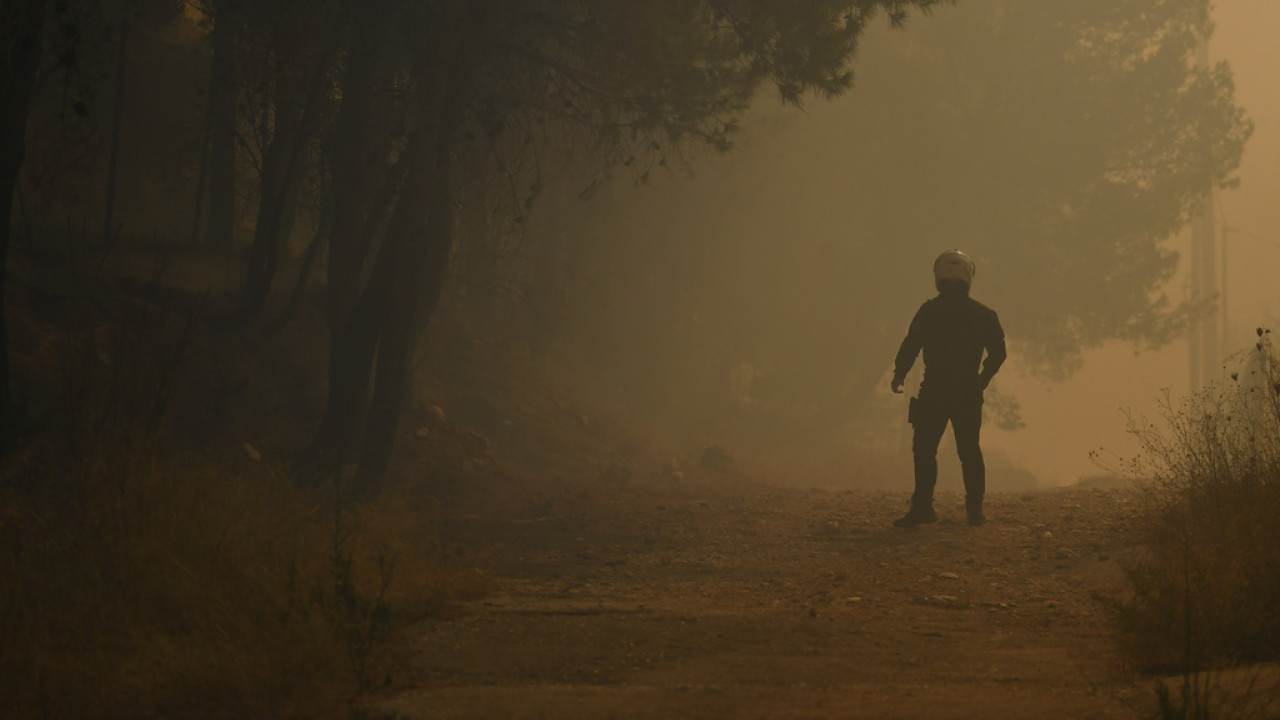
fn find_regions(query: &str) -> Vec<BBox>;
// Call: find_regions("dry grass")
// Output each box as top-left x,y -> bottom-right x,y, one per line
0,445 -> 493,719
0,279 -> 493,719
1116,329 -> 1280,717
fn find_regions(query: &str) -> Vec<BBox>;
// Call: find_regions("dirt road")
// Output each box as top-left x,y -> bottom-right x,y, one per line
377,477 -> 1149,719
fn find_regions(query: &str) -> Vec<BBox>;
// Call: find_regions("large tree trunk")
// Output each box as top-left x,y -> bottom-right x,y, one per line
300,150 -> 407,471
348,16 -> 478,492
299,117 -> 437,483
0,0 -> 49,445
224,107 -> 300,324
297,76 -> 408,480
304,208 -> 401,466
353,144 -> 454,492
205,0 -> 239,253
307,8 -> 475,493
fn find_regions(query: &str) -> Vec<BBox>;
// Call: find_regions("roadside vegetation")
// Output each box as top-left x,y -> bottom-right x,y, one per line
0,273 -> 491,719
1117,328 -> 1280,717
0,1 -> 1262,717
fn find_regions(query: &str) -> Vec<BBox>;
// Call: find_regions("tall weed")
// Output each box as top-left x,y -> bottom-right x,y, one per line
1118,329 -> 1280,716
0,292 -> 491,718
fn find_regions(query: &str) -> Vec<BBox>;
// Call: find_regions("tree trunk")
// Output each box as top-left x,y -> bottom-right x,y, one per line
353,143 -> 454,492
0,0 -> 49,445
307,29 -> 397,467
302,1 -> 478,493
350,43 -> 475,491
206,0 -> 239,254
305,215 -> 399,464
218,36 -> 333,329
325,4 -> 383,339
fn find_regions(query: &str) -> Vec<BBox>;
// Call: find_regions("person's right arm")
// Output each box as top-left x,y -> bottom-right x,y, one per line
891,305 -> 928,393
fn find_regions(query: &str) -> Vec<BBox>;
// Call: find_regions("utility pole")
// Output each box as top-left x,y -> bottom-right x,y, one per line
1221,225 -> 1229,351
1189,212 -> 1202,389
1189,30 -> 1219,389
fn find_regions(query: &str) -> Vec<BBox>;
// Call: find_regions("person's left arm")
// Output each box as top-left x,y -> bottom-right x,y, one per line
979,310 -> 1006,390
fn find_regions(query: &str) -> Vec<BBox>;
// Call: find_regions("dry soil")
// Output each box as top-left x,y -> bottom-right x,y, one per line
374,473 -> 1150,719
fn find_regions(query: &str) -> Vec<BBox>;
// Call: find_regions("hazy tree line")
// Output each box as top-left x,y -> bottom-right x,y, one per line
515,0 -> 1252,451
1,0 -> 959,489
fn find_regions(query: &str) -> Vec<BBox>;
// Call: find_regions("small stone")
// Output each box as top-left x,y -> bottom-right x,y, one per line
1042,531 -> 1053,539
428,405 -> 446,422
939,572 -> 959,580
415,426 -> 430,439
243,441 -> 261,462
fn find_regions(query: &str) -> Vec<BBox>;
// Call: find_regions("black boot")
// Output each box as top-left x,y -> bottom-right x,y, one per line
894,504 -> 938,528
966,498 -> 985,527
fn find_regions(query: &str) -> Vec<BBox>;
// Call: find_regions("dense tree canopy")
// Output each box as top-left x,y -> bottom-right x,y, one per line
529,0 -> 1251,442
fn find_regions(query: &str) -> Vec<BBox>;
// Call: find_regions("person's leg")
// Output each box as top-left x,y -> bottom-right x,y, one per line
897,398 -> 948,527
952,397 -> 986,525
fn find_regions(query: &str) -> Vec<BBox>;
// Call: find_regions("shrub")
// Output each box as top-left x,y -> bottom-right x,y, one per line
1118,328 -> 1280,673
0,291 -> 492,718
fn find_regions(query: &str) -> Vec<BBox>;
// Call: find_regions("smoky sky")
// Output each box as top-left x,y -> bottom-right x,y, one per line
526,0 -> 1280,487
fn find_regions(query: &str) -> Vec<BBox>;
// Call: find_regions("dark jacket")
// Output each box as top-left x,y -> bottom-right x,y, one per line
893,288 -> 1006,395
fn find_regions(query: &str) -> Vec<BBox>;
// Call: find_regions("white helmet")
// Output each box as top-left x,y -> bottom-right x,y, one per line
933,249 -> 975,290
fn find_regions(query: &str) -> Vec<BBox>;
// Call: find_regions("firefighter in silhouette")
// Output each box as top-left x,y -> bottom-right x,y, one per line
890,250 -> 1006,527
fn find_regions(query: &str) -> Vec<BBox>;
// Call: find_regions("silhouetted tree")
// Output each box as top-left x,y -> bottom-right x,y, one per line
297,0 -> 944,491
200,0 -> 243,253
216,0 -> 341,327
0,0 -> 49,444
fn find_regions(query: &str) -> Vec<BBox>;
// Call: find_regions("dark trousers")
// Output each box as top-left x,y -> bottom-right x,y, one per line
911,390 -> 985,507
